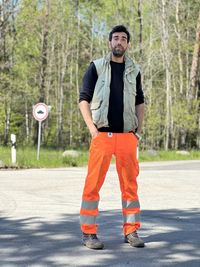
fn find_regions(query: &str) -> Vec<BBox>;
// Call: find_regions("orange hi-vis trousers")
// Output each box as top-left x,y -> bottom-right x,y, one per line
80,132 -> 141,236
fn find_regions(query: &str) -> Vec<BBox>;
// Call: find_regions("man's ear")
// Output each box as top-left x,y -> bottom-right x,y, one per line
108,41 -> 111,49
127,42 -> 131,49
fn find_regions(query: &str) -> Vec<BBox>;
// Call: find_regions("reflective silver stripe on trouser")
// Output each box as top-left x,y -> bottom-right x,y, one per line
80,215 -> 96,224
122,200 -> 140,223
81,200 -> 99,210
122,200 -> 140,209
80,200 -> 99,225
123,213 -> 140,223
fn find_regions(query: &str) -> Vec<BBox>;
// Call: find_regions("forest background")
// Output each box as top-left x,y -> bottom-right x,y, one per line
0,0 -> 200,152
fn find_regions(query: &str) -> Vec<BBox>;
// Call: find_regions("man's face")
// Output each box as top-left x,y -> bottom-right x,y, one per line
109,32 -> 129,57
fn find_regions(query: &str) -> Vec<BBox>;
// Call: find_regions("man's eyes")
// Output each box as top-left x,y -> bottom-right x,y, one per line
113,37 -> 127,41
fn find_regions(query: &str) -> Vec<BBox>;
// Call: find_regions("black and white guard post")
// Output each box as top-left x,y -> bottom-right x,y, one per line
11,134 -> 16,164
33,103 -> 49,160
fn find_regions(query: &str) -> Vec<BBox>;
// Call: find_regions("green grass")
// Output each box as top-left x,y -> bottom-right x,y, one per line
0,146 -> 199,168
0,147 -> 89,168
139,150 -> 200,162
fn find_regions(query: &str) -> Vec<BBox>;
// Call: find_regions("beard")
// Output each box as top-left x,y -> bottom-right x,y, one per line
112,45 -> 126,57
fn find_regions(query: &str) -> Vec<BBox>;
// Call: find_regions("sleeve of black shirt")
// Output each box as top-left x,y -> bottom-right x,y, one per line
79,62 -> 98,103
79,62 -> 144,105
135,72 -> 145,105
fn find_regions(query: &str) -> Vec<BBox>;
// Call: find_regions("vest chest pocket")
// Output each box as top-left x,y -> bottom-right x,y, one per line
91,100 -> 103,110
126,72 -> 136,86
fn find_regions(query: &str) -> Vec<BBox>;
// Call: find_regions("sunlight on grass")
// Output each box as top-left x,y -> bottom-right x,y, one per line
0,146 -> 199,168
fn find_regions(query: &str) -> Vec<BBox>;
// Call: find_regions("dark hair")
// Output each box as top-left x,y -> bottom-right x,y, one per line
109,25 -> 130,43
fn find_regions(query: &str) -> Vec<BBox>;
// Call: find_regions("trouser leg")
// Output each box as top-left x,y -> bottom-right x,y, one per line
115,133 -> 140,235
80,133 -> 113,234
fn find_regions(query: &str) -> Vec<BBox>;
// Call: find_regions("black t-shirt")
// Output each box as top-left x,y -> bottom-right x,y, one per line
79,61 -> 144,132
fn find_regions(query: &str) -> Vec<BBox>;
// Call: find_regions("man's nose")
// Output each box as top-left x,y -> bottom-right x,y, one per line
117,39 -> 122,45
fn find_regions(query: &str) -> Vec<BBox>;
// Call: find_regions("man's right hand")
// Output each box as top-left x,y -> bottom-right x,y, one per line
89,124 -> 99,139
79,100 -> 99,139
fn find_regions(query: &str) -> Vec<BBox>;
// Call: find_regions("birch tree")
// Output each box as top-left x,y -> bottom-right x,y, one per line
190,10 -> 200,148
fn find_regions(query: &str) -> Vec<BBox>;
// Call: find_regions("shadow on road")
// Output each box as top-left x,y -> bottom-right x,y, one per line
0,208 -> 199,266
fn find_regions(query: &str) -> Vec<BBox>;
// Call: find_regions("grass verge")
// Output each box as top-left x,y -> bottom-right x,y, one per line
0,147 -> 88,168
0,146 -> 199,169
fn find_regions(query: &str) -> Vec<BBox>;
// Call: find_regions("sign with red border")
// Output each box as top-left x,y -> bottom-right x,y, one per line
33,103 -> 49,121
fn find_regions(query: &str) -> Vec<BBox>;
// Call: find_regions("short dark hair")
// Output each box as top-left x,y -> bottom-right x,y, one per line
109,25 -> 130,43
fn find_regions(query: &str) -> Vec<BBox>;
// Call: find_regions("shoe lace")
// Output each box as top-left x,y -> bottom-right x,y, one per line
90,234 -> 98,240
129,231 -> 138,238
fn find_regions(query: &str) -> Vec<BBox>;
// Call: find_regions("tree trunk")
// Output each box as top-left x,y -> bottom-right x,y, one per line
75,2 -> 81,145
161,0 -> 172,150
138,0 -> 143,60
25,99 -> 29,142
4,101 -> 10,145
57,39 -> 68,148
174,0 -> 183,95
190,10 -> 200,99
190,10 -> 200,148
69,61 -> 73,147
40,0 -> 49,103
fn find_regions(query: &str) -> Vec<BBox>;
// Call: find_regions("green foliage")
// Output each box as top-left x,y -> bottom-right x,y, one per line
172,100 -> 197,132
0,0 -> 199,150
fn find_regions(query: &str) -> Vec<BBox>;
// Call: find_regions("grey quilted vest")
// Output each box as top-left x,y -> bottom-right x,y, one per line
91,52 -> 140,132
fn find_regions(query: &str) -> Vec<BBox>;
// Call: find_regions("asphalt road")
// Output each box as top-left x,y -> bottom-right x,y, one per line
0,160 -> 200,267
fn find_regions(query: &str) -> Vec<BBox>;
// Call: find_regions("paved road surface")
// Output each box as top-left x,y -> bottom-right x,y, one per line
0,160 -> 200,267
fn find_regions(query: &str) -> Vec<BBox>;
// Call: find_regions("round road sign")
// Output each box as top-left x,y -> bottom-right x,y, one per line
33,103 -> 49,121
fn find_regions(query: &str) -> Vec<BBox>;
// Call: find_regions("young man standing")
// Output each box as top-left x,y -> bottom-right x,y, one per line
79,25 -> 145,249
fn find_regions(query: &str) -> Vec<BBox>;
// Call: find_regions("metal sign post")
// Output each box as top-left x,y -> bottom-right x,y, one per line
37,121 -> 42,160
33,103 -> 49,160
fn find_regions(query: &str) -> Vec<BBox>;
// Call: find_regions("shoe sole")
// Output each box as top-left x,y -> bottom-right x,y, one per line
84,243 -> 104,249
125,239 -> 145,248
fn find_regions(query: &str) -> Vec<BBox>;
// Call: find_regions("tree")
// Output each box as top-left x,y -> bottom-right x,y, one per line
0,0 -> 199,150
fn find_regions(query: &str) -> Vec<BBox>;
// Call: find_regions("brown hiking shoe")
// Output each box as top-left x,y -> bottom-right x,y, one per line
125,231 -> 145,248
82,233 -> 104,249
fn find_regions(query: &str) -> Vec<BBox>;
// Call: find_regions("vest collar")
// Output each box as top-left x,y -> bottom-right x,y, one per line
105,52 -> 134,68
